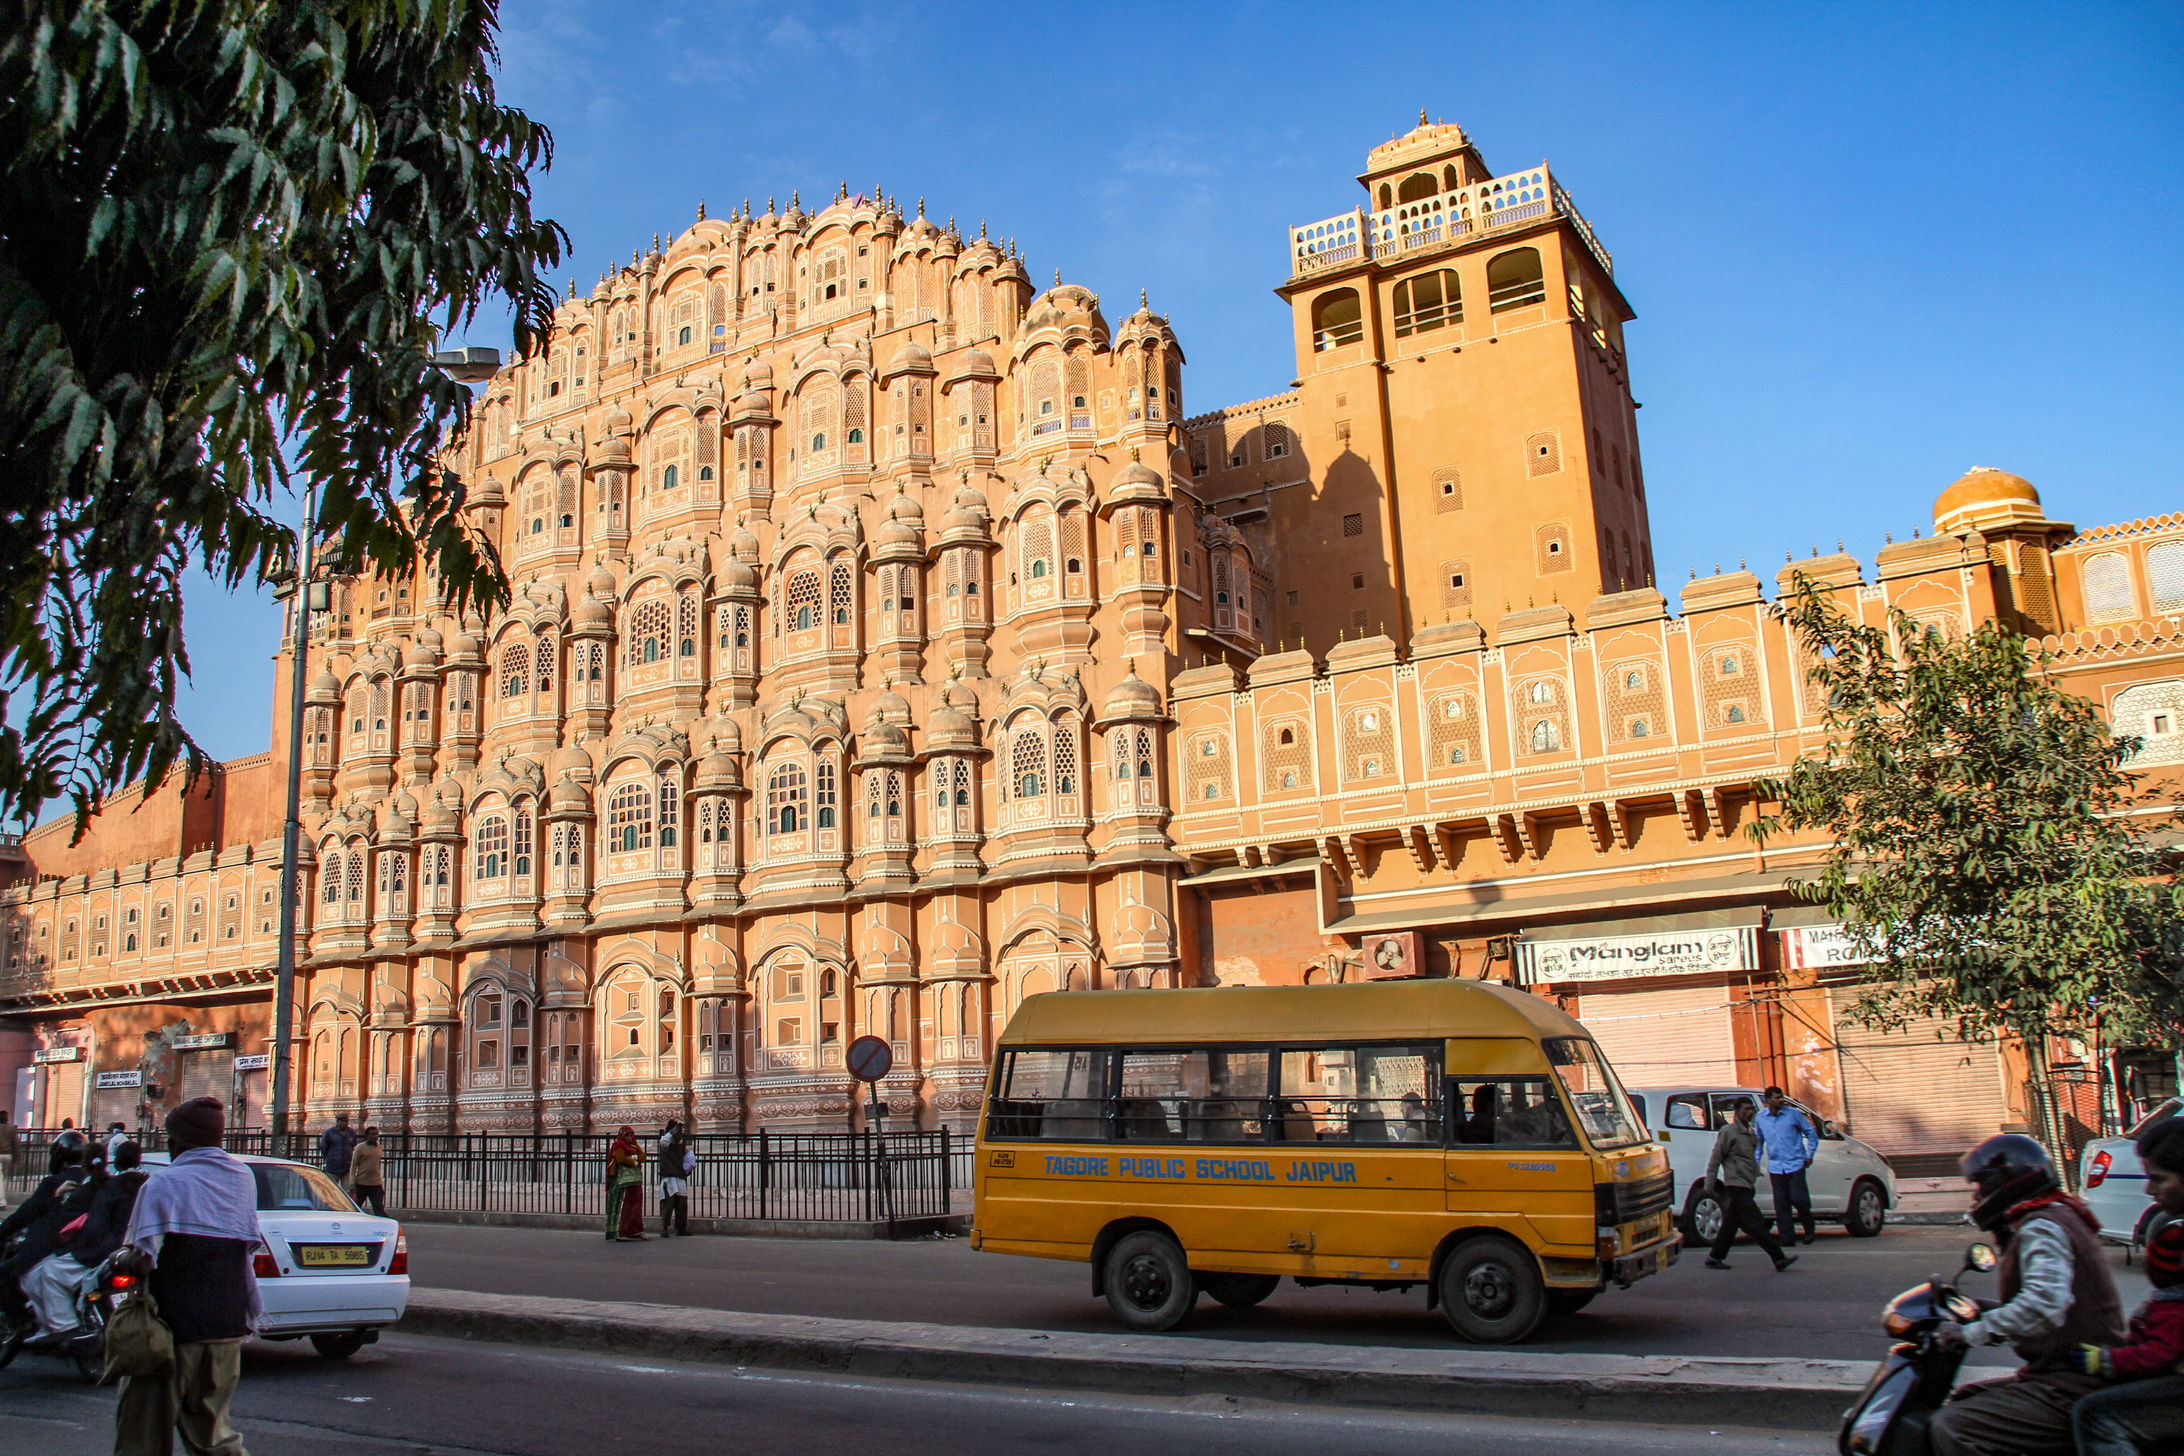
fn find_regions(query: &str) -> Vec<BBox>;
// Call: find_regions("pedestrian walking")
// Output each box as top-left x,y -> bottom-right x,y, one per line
1756,1085 -> 1820,1246
1703,1097 -> 1798,1272
349,1126 -> 386,1217
657,1120 -> 693,1237
105,1121 -> 131,1170
114,1096 -> 263,1456
605,1126 -> 646,1242
318,1111 -> 358,1181
2068,1116 -> 2184,1456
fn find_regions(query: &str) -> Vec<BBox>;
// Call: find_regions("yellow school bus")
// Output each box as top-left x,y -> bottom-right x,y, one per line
970,979 -> 1678,1342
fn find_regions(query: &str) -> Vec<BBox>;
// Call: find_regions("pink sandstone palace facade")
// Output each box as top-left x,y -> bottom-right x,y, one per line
5,118 -> 2180,1168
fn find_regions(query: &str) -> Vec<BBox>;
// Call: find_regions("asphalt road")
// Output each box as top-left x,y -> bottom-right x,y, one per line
400,1219 -> 2154,1363
0,1331 -> 1835,1456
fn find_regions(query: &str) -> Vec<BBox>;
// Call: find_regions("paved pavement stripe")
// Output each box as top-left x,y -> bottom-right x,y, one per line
398,1285 -> 1867,1430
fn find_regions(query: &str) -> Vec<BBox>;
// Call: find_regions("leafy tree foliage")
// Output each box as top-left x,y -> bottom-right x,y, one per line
1750,576 -> 2183,1056
0,0 -> 564,828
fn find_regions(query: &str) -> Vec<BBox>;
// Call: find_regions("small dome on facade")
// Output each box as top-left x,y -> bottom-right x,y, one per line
1103,664 -> 1162,717
550,774 -> 593,816
1934,467 -> 2045,534
717,552 -> 759,590
550,741 -> 593,782
925,699 -> 978,748
573,586 -> 613,631
401,636 -> 440,672
887,339 -> 934,376
307,668 -> 341,702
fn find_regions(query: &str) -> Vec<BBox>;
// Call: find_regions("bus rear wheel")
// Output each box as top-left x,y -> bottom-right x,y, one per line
1103,1231 -> 1196,1331
1437,1235 -> 1547,1344
1200,1272 -> 1281,1309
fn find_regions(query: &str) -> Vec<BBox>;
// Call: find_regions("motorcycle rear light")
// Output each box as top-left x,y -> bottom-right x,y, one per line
2086,1150 -> 2113,1189
388,1231 -> 407,1276
253,1247 -> 281,1278
108,1273 -> 134,1290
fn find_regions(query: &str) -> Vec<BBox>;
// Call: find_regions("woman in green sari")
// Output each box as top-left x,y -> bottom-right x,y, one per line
605,1125 -> 646,1240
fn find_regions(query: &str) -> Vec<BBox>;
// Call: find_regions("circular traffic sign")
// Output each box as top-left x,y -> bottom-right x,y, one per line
845,1034 -> 893,1083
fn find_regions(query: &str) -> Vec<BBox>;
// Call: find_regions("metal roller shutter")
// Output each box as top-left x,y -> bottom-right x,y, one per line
175,1050 -> 235,1109
1832,990 -> 2010,1158
1575,985 -> 1740,1093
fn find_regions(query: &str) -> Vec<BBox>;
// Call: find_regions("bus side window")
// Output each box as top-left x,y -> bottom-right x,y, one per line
1278,1044 -> 1439,1144
1447,1078 -> 1578,1149
1118,1048 -> 1271,1142
987,1048 -> 1111,1140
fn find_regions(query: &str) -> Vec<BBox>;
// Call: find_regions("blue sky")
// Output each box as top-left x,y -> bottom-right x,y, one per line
167,0 -> 2181,767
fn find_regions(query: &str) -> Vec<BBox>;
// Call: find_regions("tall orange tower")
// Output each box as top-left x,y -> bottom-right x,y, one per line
1192,115 -> 1650,651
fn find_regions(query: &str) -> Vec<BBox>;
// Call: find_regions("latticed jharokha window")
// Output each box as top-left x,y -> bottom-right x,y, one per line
475,814 -> 507,879
1012,727 -> 1047,798
678,595 -> 698,656
769,762 -> 807,834
627,599 -> 670,664
830,561 -> 854,624
1394,269 -> 1462,337
788,570 -> 822,631
815,761 -> 836,828
609,783 -> 652,852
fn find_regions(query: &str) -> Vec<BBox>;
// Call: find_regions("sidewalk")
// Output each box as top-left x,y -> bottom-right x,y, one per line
398,1285 -> 1868,1430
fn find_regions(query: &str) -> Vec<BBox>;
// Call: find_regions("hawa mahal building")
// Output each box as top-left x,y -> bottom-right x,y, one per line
6,118 -> 2181,1169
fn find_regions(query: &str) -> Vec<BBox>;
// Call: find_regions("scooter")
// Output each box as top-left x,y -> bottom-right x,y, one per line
0,1249 -> 132,1383
1838,1240 -> 2000,1455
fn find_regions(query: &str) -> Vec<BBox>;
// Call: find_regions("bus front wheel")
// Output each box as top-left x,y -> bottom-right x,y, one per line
1437,1236 -> 1547,1344
1103,1231 -> 1197,1331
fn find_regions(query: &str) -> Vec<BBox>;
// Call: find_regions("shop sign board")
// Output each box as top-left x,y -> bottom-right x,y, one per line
1516,926 -> 1758,985
95,1070 -> 143,1089
1781,924 -> 1871,970
234,1054 -> 271,1071
33,1045 -> 84,1064
171,1032 -> 234,1052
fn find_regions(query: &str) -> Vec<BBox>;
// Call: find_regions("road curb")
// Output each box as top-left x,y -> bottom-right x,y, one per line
398,1287 -> 1864,1429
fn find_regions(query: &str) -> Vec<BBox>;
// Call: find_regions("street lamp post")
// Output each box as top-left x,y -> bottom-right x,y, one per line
269,478 -> 321,1152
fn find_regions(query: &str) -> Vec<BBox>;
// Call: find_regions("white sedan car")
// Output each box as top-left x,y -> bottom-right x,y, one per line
141,1151 -> 407,1358
1627,1086 -> 1898,1244
2081,1097 -> 2179,1247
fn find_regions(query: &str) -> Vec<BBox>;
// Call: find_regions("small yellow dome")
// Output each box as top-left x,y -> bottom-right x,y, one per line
1934,467 -> 2043,534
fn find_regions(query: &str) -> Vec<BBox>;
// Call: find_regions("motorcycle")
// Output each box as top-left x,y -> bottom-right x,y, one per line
0,1249 -> 133,1383
1839,1240 -> 2000,1455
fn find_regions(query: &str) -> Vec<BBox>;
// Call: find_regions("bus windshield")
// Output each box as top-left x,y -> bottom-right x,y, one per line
1543,1037 -> 1647,1149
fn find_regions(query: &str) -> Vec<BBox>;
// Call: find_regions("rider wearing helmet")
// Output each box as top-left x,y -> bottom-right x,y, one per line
1928,1133 -> 2127,1456
0,1130 -> 91,1332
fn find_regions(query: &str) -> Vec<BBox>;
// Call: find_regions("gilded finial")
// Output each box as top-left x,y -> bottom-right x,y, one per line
697,199 -> 706,220
1419,107 -> 1429,125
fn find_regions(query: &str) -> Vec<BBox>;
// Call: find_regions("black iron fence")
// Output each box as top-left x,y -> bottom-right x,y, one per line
4,1128 -> 968,1226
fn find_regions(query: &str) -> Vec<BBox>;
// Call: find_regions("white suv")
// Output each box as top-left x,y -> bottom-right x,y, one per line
1627,1086 -> 1898,1245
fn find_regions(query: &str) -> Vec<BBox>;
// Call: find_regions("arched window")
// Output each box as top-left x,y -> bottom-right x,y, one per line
1311,289 -> 1363,351
609,783 -> 652,853
1726,704 -> 1746,724
788,569 -> 821,633
1393,269 -> 1461,337
657,780 -> 679,848
769,762 -> 807,835
627,598 -> 670,666
1530,719 -> 1561,752
533,637 -> 555,695
501,643 -> 529,699
1397,170 -> 1437,204
677,325 -> 692,347
321,852 -> 341,903
475,814 -> 508,880
830,560 -> 853,625
811,432 -> 827,452
1029,558 -> 1048,579
1013,727 -> 1046,798
1720,654 -> 1740,676
953,760 -> 972,806
1529,680 -> 1554,704
815,760 -> 837,828
1488,246 -> 1547,313
662,463 -> 679,491
512,808 -> 532,877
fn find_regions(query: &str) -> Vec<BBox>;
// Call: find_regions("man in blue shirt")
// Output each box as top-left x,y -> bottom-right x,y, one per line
1756,1086 -> 1820,1246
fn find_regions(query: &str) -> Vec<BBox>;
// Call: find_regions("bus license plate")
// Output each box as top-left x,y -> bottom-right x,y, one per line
295,1244 -> 372,1269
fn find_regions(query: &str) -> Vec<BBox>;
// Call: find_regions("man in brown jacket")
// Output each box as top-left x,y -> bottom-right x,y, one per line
348,1126 -> 385,1217
1929,1134 -> 2126,1456
1702,1097 -> 1798,1272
